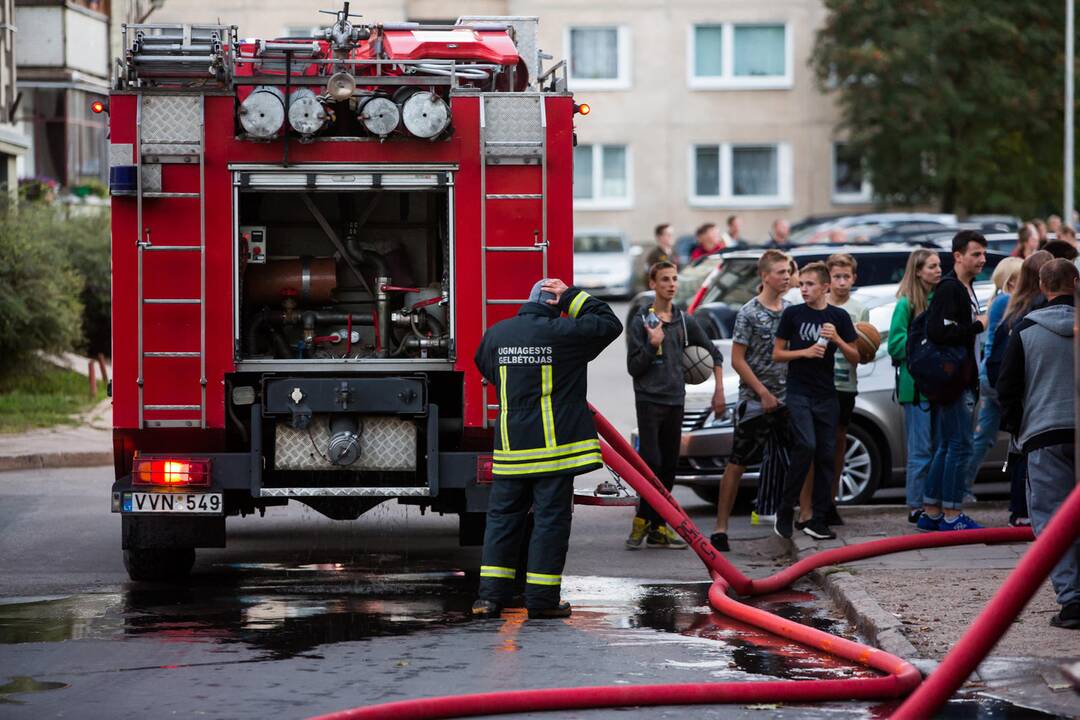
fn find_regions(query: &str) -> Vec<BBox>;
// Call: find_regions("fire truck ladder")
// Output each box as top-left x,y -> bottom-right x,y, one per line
478,94 -> 549,428
135,93 -> 207,429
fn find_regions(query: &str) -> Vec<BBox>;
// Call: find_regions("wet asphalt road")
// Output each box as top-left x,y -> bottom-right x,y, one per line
0,303 -> 1061,719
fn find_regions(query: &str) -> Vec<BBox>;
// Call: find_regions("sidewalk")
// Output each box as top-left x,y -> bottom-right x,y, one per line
789,503 -> 1080,717
0,399 -> 112,472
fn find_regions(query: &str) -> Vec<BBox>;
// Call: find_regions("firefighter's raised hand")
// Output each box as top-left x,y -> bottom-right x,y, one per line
541,278 -> 569,304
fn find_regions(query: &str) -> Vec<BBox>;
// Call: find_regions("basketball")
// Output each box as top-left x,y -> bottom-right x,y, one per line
854,322 -> 882,363
682,344 -> 715,385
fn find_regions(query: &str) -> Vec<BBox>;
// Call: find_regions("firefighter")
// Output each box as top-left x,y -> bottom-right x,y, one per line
472,278 -> 622,619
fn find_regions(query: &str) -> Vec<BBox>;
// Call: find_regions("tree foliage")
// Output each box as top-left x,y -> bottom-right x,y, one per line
812,0 -> 1076,216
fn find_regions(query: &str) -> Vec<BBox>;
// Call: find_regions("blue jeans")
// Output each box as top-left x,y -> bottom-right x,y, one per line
924,390 -> 976,510
903,403 -> 933,510
966,379 -> 1001,495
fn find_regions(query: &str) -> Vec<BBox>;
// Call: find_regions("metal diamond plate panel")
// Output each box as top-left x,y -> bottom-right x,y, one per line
258,486 -> 431,498
142,95 -> 202,145
275,415 -> 417,471
484,95 -> 542,159
110,143 -> 133,166
141,164 -> 161,192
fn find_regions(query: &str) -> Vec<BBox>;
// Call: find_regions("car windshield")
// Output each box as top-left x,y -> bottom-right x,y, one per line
699,251 -> 1004,307
574,235 -> 624,253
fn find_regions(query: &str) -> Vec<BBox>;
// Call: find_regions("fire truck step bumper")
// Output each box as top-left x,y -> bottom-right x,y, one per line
258,487 -> 432,498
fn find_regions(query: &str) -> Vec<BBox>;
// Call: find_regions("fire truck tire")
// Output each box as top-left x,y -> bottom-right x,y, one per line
123,548 -> 196,581
458,512 -> 487,546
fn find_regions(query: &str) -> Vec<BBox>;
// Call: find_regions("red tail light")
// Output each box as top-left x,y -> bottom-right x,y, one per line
476,455 -> 494,484
133,457 -> 211,487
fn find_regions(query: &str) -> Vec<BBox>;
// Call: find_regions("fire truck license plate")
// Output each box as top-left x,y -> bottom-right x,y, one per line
122,492 -> 222,514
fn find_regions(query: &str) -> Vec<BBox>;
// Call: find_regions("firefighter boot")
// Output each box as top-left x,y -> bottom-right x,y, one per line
471,599 -> 502,619
527,601 -> 572,619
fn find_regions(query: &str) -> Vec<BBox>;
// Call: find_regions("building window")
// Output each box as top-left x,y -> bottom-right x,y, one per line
566,26 -> 631,90
832,142 -> 873,203
690,142 -> 792,208
688,22 -> 792,90
574,143 -> 631,209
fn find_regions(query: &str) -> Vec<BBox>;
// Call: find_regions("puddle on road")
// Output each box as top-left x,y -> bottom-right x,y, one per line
0,562 -> 1068,718
0,676 -> 68,705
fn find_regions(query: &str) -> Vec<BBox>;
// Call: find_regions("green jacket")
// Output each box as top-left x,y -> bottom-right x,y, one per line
887,294 -> 932,404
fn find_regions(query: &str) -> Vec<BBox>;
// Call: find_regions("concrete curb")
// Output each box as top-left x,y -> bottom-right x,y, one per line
787,533 -> 923,663
0,451 -> 113,473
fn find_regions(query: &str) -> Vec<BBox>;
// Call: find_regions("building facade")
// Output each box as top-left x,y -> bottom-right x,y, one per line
0,0 -> 30,198
149,0 -> 875,245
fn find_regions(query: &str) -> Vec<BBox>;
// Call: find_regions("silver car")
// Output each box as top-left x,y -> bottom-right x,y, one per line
675,284 -> 1009,505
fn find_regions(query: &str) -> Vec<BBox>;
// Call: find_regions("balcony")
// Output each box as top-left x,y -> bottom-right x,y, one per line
15,0 -> 110,82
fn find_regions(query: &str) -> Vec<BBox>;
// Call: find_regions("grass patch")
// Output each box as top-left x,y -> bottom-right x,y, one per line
0,364 -> 107,433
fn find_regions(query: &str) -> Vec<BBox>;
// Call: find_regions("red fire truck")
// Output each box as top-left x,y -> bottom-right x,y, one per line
106,5 -> 582,580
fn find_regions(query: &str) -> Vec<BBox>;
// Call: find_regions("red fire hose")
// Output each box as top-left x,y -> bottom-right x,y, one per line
311,407 -> 1076,720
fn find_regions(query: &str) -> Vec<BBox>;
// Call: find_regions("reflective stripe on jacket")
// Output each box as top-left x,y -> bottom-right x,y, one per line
474,288 -> 623,479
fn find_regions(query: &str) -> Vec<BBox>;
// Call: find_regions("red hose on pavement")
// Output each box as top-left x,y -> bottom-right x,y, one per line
893,479 -> 1080,719
310,408 -> 1071,720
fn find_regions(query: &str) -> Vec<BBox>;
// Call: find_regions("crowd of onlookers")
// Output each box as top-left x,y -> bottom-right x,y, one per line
629,218 -> 1079,630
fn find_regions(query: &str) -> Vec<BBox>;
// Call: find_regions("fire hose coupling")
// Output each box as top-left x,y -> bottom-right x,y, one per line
327,414 -> 363,466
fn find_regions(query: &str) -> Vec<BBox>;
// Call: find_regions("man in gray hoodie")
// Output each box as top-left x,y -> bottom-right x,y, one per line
998,258 -> 1080,630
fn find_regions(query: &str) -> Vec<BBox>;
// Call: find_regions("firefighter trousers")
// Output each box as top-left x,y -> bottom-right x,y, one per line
478,473 -> 574,610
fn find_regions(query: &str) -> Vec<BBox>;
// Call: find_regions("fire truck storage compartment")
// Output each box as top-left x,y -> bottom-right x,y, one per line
235,169 -> 452,364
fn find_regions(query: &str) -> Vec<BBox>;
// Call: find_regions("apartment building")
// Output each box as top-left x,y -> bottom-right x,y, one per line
151,0 -> 874,244
0,0 -> 29,198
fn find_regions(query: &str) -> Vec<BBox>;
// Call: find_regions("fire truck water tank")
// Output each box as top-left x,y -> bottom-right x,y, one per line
398,90 -> 451,139
288,88 -> 328,136
358,96 -> 400,138
239,86 -> 285,139
245,257 -> 337,305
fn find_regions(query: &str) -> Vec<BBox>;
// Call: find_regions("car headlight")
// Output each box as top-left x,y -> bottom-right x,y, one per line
706,406 -> 736,428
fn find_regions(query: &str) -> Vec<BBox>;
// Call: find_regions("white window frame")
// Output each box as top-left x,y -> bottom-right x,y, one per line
574,142 -> 633,211
686,22 -> 793,90
564,26 -> 632,91
831,142 -> 874,204
688,142 -> 792,209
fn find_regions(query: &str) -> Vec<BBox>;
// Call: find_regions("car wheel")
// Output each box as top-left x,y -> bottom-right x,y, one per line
691,485 -> 719,505
123,548 -> 196,582
836,423 -> 882,505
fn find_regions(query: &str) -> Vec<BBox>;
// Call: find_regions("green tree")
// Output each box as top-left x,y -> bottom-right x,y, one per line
812,0 -> 1076,216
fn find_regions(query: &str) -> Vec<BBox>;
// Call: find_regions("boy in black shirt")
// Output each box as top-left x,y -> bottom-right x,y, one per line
772,262 -> 860,540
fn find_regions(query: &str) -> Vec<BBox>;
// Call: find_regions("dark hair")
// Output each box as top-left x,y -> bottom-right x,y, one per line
1043,239 -> 1079,261
1018,224 -> 1036,245
649,261 -> 677,281
799,261 -> 831,285
695,222 -> 716,237
951,229 -> 987,254
654,223 -> 672,238
1040,258 -> 1080,294
1004,250 -> 1053,326
726,215 -> 739,226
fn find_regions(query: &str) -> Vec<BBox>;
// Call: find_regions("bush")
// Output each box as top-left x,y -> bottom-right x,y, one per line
56,210 -> 111,356
0,205 -> 85,375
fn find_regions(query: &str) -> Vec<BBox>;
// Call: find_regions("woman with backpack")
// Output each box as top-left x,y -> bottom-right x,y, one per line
888,249 -> 941,524
985,250 -> 1053,526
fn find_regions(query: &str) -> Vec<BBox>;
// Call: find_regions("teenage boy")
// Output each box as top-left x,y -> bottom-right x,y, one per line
998,259 -> 1079,628
823,253 -> 869,525
918,230 -> 988,532
772,262 -> 859,540
626,262 -> 725,548
710,250 -> 792,552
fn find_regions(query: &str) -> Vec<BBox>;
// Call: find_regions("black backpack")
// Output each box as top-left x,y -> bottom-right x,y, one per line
905,306 -> 971,404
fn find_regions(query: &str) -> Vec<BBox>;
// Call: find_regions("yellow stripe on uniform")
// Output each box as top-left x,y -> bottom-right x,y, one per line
567,291 -> 590,318
540,365 -> 556,449
498,365 -> 510,452
493,438 -> 600,461
480,565 -> 516,579
526,572 -> 561,586
492,452 -> 603,476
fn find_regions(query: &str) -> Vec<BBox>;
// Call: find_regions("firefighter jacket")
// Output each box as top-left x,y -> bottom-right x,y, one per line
474,288 -> 623,479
